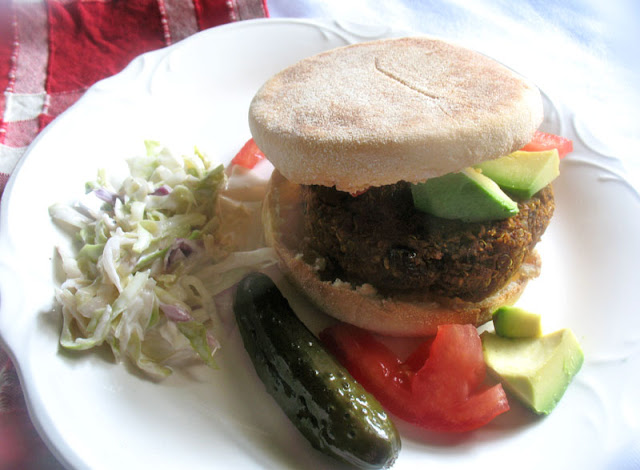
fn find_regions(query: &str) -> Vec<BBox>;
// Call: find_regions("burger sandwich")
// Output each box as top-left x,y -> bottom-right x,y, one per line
249,37 -> 560,337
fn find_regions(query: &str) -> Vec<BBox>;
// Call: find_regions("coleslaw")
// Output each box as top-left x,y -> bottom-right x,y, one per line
49,141 -> 277,378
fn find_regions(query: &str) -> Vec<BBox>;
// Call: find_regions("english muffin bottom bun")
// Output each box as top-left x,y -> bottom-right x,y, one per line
250,36 -> 552,337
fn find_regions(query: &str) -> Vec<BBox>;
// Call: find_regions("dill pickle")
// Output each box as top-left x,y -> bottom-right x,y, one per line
234,272 -> 400,469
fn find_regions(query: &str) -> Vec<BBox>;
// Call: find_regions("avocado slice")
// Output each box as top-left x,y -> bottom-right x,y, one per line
474,149 -> 560,200
411,168 -> 519,222
492,306 -> 542,338
481,329 -> 584,415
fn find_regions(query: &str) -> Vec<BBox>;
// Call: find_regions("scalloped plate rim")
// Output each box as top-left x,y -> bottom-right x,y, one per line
0,17 -> 639,470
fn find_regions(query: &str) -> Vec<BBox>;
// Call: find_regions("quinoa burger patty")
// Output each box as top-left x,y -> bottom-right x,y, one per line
300,183 -> 554,303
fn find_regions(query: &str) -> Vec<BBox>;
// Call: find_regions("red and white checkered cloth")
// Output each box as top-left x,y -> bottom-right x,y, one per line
0,0 -> 268,195
0,1 -> 268,467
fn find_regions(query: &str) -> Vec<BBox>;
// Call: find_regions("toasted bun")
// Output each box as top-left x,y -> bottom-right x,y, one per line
249,36 -> 543,193
263,171 -> 541,337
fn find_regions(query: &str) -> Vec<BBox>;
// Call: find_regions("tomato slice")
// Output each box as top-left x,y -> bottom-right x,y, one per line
403,336 -> 434,372
320,323 -> 509,433
230,138 -> 266,169
521,130 -> 573,158
349,188 -> 369,197
321,324 -> 414,399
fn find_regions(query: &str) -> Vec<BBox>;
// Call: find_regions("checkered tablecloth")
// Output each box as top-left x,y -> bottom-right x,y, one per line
0,0 -> 268,195
0,1 -> 267,467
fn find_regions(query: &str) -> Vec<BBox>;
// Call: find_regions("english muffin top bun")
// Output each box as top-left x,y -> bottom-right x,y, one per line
249,36 -> 543,193
249,36 -> 551,337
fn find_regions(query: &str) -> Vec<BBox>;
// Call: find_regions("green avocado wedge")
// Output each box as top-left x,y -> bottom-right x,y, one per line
411,168 -> 519,222
474,149 -> 560,200
492,306 -> 543,339
481,329 -> 584,415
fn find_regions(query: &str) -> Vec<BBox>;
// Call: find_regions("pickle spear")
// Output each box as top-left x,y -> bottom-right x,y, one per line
234,272 -> 400,469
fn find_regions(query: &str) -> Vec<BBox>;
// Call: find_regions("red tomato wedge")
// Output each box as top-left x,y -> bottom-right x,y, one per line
521,130 -> 573,158
230,138 -> 266,169
320,323 -> 509,433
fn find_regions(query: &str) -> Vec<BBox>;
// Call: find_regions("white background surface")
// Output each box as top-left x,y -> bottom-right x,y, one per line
269,0 -> 640,190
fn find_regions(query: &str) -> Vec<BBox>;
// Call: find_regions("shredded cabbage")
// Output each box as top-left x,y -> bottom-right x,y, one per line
50,141 -> 277,378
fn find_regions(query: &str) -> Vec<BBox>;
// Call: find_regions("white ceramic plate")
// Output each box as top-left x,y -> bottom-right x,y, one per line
1,18 -> 639,470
